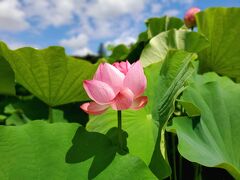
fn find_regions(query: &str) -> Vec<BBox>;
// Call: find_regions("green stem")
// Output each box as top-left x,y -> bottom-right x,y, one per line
179,155 -> 183,180
172,134 -> 177,180
117,110 -> 122,149
194,163 -> 202,180
48,106 -> 53,123
165,131 -> 172,180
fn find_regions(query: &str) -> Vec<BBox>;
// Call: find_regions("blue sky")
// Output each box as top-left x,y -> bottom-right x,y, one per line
0,0 -> 239,56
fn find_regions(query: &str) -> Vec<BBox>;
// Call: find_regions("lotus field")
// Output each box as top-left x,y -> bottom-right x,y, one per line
0,7 -> 240,180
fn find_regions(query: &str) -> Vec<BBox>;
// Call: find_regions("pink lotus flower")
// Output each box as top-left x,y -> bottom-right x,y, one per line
80,60 -> 148,115
184,7 -> 200,28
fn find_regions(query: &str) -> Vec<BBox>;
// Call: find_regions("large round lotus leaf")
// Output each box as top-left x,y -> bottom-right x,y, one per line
0,42 -> 98,106
0,121 -> 157,179
197,7 -> 240,78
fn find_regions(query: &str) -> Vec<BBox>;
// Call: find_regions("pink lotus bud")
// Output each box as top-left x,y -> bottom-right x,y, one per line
80,61 -> 148,115
113,61 -> 131,75
184,7 -> 200,28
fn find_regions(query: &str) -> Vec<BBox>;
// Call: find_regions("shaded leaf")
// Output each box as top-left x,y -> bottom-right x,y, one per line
87,108 -> 158,165
8,97 -> 48,120
0,57 -> 15,95
56,102 -> 89,125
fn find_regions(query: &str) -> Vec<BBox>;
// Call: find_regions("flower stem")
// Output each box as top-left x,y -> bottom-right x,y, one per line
117,110 -> 122,149
179,155 -> 183,180
194,163 -> 202,180
171,134 -> 177,180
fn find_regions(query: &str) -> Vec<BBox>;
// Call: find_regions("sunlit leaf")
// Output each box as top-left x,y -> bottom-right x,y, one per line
140,29 -> 209,67
0,121 -> 156,179
168,73 -> 240,179
146,16 -> 183,38
197,8 -> 240,78
87,50 -> 196,179
0,42 -> 98,106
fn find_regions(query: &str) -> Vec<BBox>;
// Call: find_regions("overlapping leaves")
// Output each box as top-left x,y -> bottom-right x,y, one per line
146,16 -> 183,39
140,29 -> 209,67
87,50 -> 196,179
168,73 -> 240,179
108,16 -> 184,63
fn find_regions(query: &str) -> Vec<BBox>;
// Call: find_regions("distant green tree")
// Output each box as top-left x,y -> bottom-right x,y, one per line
98,43 -> 106,57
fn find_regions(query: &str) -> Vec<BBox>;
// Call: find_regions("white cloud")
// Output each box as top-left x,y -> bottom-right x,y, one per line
86,0 -> 147,20
22,0 -> 75,27
161,0 -> 193,5
60,34 -> 88,50
0,0 -> 195,55
0,37 -> 39,49
59,33 -> 94,56
0,0 -> 29,31
105,36 -> 136,47
151,3 -> 162,14
73,48 -> 95,56
163,9 -> 180,16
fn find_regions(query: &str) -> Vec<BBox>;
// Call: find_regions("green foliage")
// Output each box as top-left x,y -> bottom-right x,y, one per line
87,50 -> 196,179
154,50 -> 196,125
140,29 -> 209,67
0,121 -> 157,179
0,57 -> 15,95
0,42 -> 98,106
147,50 -> 196,179
146,16 -> 184,38
197,8 -> 240,78
0,7 -> 239,179
108,44 -> 130,63
108,16 -> 184,64
168,73 -> 240,179
87,108 -> 158,165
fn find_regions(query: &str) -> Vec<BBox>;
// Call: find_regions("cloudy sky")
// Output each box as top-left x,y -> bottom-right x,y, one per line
0,0 -> 239,56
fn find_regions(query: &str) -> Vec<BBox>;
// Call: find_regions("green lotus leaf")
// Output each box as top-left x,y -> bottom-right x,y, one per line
197,7 -> 240,78
168,73 -> 240,179
140,29 -> 209,67
87,50 -> 196,179
146,16 -> 183,38
0,42 -> 98,106
0,57 -> 15,95
0,121 -> 156,179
